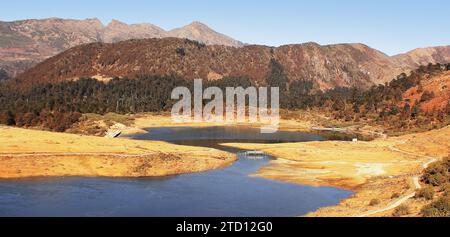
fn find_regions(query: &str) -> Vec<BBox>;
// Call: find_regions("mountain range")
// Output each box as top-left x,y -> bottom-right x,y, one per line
1,18 -> 450,91
0,18 -> 243,78
12,37 -> 450,91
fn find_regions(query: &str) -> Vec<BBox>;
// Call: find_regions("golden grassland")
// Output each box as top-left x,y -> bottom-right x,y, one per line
1,112 -> 449,217
221,126 -> 450,216
0,126 -> 235,179
0,111 -> 321,180
79,112 -> 450,216
221,140 -> 417,189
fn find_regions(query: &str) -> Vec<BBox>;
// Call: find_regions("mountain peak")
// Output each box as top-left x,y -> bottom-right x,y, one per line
107,19 -> 127,27
168,21 -> 243,47
84,18 -> 104,27
187,21 -> 209,28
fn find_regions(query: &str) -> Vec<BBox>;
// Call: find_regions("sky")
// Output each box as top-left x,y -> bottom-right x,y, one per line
0,0 -> 449,55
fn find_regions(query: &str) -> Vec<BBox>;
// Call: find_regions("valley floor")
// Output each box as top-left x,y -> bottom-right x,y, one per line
222,126 -> 450,217
1,113 -> 448,217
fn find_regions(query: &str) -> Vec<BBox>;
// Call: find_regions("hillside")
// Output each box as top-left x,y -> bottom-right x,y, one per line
1,64 -> 449,135
0,18 -> 244,78
402,68 -> 450,113
101,19 -> 167,43
167,21 -> 243,48
393,46 -> 450,69
13,38 -> 405,90
2,18 -> 449,87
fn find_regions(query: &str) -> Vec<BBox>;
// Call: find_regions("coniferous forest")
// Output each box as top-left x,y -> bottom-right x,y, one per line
0,62 -> 449,132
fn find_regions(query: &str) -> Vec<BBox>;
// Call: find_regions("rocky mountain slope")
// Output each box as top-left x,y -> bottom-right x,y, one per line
167,21 -> 243,48
101,20 -> 166,43
393,46 -> 450,69
0,18 -> 244,77
2,18 -> 449,91
14,38 -> 408,90
402,67 -> 450,113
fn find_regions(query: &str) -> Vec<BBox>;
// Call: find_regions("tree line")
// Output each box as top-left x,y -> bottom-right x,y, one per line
282,63 -> 450,132
0,62 -> 449,133
0,75 -> 253,131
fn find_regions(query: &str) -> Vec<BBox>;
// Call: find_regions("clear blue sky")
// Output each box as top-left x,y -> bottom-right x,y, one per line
1,0 -> 449,55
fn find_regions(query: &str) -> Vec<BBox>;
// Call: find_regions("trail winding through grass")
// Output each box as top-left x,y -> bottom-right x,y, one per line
356,144 -> 437,217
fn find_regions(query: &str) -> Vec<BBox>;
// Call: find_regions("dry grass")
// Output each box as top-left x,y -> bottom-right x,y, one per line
222,125 -> 450,216
221,139 -> 421,190
0,126 -> 235,179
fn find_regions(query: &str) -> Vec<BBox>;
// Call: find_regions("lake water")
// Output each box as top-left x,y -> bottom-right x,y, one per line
0,126 -> 351,217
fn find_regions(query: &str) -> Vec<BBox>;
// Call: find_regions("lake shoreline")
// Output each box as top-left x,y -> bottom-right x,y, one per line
120,113 -> 380,141
2,113 -> 448,217
0,128 -> 350,216
0,126 -> 236,179
222,125 -> 450,217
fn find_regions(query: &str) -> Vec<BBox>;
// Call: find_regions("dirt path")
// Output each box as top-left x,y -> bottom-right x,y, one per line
356,144 -> 437,217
